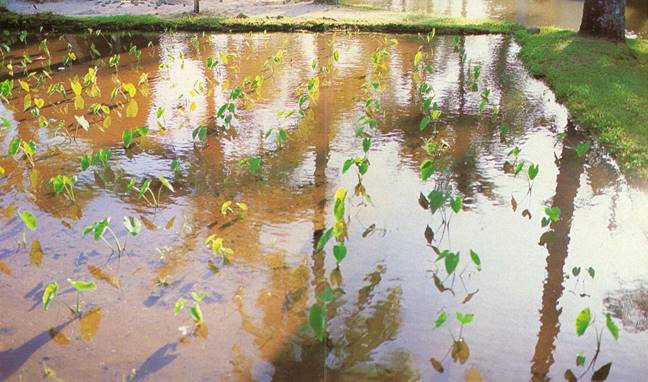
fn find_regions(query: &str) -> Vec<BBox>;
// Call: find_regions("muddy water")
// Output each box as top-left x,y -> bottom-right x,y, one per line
346,0 -> 648,37
0,31 -> 647,381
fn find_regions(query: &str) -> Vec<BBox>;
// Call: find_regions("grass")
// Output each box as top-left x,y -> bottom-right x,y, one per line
516,29 -> 648,179
0,8 -> 522,35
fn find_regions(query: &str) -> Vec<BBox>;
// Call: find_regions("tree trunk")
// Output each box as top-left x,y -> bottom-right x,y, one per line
194,0 -> 199,13
579,0 -> 625,41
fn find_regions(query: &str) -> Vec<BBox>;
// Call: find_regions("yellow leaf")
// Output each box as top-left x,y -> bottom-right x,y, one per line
74,95 -> 84,110
0,166 -> 5,176
34,97 -> 45,109
70,79 -> 82,97
30,239 -> 44,267
103,115 -> 112,130
122,83 -> 137,98
190,101 -> 197,112
19,80 -> 30,93
126,99 -> 138,118
334,187 -> 347,201
23,94 -> 32,111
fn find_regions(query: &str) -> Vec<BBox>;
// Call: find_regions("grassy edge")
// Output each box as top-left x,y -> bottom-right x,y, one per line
0,8 -> 523,35
515,29 -> 648,180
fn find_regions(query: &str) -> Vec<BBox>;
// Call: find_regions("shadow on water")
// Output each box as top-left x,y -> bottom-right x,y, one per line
0,318 -> 74,380
130,342 -> 180,382
531,123 -> 585,381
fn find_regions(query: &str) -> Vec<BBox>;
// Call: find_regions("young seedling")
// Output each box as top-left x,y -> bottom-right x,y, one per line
67,278 -> 97,316
174,291 -> 207,338
220,201 -> 247,217
204,235 -> 234,264
8,137 -> 36,167
304,287 -> 334,342
48,175 -> 77,202
17,210 -> 37,248
83,217 -> 124,254
127,177 -> 175,208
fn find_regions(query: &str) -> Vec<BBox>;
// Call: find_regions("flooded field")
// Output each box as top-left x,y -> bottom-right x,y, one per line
346,0 -> 648,37
0,30 -> 647,381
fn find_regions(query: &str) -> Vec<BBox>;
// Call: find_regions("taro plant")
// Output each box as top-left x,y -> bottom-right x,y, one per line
220,200 -> 248,217
8,137 -> 36,167
83,216 -> 141,254
564,307 -> 620,381
303,287 -> 334,342
80,149 -> 112,171
315,187 -> 348,266
122,126 -> 148,149
541,207 -> 561,227
126,176 -> 175,208
429,310 -> 475,372
204,235 -> 234,265
41,279 -> 97,317
174,291 -> 208,338
16,210 -> 37,248
48,175 -> 77,202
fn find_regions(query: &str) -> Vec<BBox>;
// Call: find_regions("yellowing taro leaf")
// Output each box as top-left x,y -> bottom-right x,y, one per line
30,239 -> 44,267
122,83 -> 136,98
70,79 -> 82,96
80,307 -> 102,341
34,98 -> 45,109
74,95 -> 84,110
126,99 -> 138,118
23,94 -> 32,111
19,80 -> 30,92
0,166 -> 5,176
49,327 -> 71,345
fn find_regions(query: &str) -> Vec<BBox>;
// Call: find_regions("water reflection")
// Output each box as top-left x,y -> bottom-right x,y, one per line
0,30 -> 647,381
345,0 -> 648,37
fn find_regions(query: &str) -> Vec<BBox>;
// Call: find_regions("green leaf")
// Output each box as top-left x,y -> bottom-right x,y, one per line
434,311 -> 447,328
138,179 -> 151,199
545,207 -> 561,222
317,287 -> 334,303
9,137 -> 20,157
316,228 -> 333,252
159,177 -> 175,193
190,303 -> 203,322
427,190 -> 447,214
572,266 -> 581,277
42,281 -> 58,311
420,160 -> 435,180
576,352 -> 586,367
67,278 -> 97,291
342,159 -> 354,174
174,298 -> 185,315
333,243 -> 347,264
528,163 -> 539,180
122,129 -> 133,149
575,307 -> 591,336
362,137 -> 371,153
80,153 -> 91,171
123,216 -> 141,236
308,303 -> 326,342
248,157 -> 261,175
93,217 -> 110,241
334,199 -> 345,221
444,251 -> 459,275
587,267 -> 595,278
469,250 -> 481,271
450,196 -> 462,213
419,115 -> 431,131
191,292 -> 206,302
606,313 -> 619,340
19,210 -> 37,231
456,312 -> 474,326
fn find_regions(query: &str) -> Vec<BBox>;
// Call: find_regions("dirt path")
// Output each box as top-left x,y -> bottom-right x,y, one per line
7,0 -> 386,19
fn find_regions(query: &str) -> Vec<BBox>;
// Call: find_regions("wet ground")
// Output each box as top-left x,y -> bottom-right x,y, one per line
0,30 -> 647,381
346,0 -> 648,37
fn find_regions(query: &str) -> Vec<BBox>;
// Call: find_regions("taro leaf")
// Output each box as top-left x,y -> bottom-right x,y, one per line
342,159 -> 354,174
444,251 -> 459,275
576,352 -> 586,366
462,289 -> 479,304
80,153 -> 91,171
122,82 -> 136,98
427,190 -> 447,214
191,292 -> 206,302
362,224 -> 376,238
430,357 -> 444,373
138,179 -> 151,199
572,266 -> 581,277
67,278 -> 97,291
190,303 -> 203,322
528,163 -> 539,180
469,250 -> 481,271
362,137 -> 371,153
522,209 -> 532,220
576,307 -> 591,336
564,369 -> 577,382
317,287 -> 334,304
93,218 -> 110,241
456,312 -> 474,326
420,160 -> 435,180
424,225 -> 433,244
74,115 -> 90,131
334,198 -> 345,221
450,197 -> 462,213
159,176 -> 175,192
30,239 -> 44,267
511,196 -> 517,211
248,157 -> 261,175
122,129 -> 133,149
19,210 -> 37,231
434,311 -> 447,328
42,281 -> 58,311
333,243 -> 347,264
587,267 -> 595,279
419,115 -> 431,131
174,298 -> 186,315
591,363 -> 612,382
123,216 -> 141,236
606,314 -> 619,340
79,307 -> 101,341
545,207 -> 561,222
316,227 -> 333,252
308,303 -> 326,342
